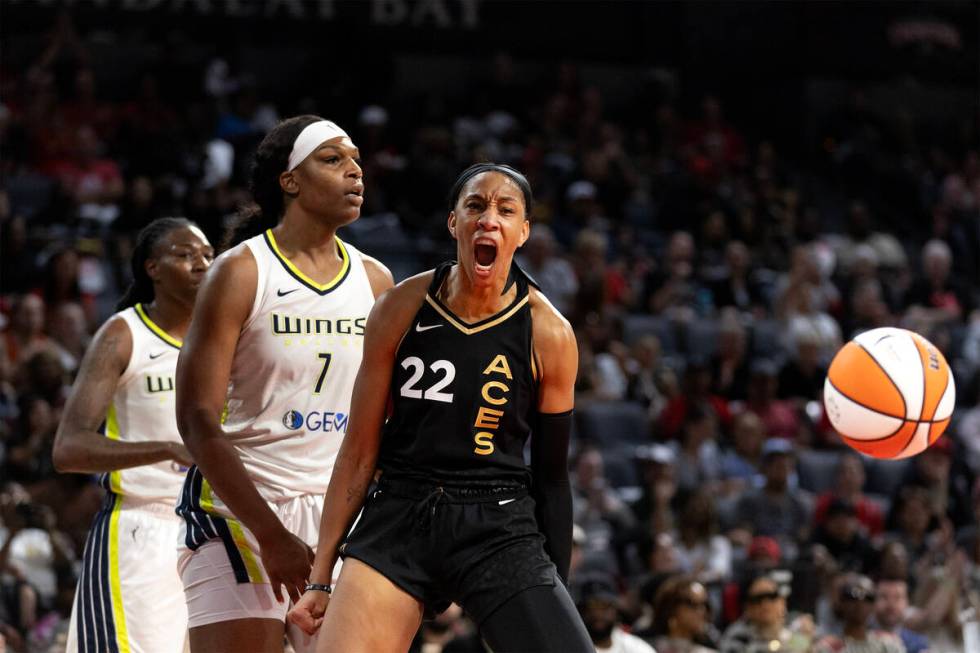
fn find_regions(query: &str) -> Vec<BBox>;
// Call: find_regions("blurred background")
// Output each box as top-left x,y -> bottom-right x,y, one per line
0,1 -> 978,651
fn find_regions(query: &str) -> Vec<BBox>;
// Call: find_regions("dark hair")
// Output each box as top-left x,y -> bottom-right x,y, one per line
651,574 -> 704,636
222,114 -> 325,250
116,217 -> 195,310
447,163 -> 533,217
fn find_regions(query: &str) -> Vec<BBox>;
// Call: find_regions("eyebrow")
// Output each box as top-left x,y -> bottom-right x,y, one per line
314,144 -> 360,158
463,192 -> 520,202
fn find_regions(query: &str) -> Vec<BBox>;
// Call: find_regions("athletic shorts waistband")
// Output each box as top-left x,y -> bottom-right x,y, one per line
377,476 -> 527,503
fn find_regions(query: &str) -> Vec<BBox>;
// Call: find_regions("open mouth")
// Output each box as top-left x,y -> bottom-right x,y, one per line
474,240 -> 497,274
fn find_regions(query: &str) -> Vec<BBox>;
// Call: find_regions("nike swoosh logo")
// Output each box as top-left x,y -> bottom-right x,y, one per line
498,498 -> 516,506
149,352 -> 166,360
415,323 -> 442,332
277,288 -> 299,297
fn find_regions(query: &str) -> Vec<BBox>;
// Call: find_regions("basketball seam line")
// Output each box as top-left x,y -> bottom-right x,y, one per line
855,342 -> 907,420
897,339 -> 931,457
826,378 -> 949,443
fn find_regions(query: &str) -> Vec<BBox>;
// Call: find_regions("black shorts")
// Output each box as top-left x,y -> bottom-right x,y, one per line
340,476 -> 557,625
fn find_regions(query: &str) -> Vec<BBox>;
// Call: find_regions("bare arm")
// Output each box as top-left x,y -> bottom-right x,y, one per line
307,274 -> 430,583
53,316 -> 190,473
175,248 -> 287,547
361,254 -> 395,299
529,290 -> 579,580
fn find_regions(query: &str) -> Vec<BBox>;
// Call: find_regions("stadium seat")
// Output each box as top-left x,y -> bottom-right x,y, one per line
602,445 -> 641,489
576,401 -> 650,447
795,449 -> 843,494
864,457 -> 912,497
622,314 -> 678,352
684,320 -> 720,358
749,319 -> 788,362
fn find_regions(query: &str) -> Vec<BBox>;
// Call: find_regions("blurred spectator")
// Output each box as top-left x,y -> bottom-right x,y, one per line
731,439 -> 811,555
575,574 -> 655,653
719,573 -> 814,653
900,437 -> 973,531
668,404 -> 723,494
718,412 -> 766,495
743,360 -> 804,441
658,361 -> 732,440
625,335 -> 677,424
813,453 -> 885,537
646,232 -> 708,320
648,575 -> 718,653
886,485 -> 941,562
709,312 -> 750,401
706,241 -> 767,316
46,302 -> 89,373
42,125 -> 123,228
874,577 -> 931,653
777,330 -> 828,402
905,239 -> 972,325
516,224 -> 579,316
812,574 -> 905,653
673,489 -> 732,586
2,295 -> 51,369
573,445 -> 637,570
808,498 -> 876,574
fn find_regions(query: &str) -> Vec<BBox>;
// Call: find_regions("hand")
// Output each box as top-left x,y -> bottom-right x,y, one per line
167,442 -> 194,468
259,531 -> 314,604
287,588 -> 331,636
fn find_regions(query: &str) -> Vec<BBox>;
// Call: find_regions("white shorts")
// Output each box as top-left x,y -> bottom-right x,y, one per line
177,492 -> 341,631
66,495 -> 187,653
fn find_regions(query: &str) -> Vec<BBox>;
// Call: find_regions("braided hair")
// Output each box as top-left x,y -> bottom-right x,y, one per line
116,217 -> 195,310
222,114 -> 325,250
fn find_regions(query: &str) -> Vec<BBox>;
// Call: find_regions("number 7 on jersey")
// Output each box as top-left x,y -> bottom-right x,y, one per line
313,352 -> 332,395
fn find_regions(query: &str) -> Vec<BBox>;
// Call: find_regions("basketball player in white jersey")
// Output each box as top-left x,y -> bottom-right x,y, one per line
174,115 -> 393,652
53,217 -> 214,653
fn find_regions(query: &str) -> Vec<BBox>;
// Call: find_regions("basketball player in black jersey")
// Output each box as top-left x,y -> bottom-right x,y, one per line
289,163 -> 592,651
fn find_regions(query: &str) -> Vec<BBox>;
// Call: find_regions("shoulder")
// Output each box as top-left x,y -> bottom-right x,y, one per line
202,244 -> 258,295
363,270 -> 435,341
83,313 -> 133,371
529,287 -> 575,353
356,251 -> 395,299
94,312 -> 134,350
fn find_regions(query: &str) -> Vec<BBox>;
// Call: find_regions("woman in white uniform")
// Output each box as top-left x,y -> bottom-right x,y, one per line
54,217 -> 214,653
174,115 -> 393,652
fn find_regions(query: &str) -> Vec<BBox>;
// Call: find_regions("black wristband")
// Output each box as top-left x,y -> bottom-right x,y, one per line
305,583 -> 332,594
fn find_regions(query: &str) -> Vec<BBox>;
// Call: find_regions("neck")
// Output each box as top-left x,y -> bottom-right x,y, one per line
277,210 -> 340,254
442,264 -> 515,322
755,621 -> 781,639
142,295 -> 191,341
843,622 -> 867,639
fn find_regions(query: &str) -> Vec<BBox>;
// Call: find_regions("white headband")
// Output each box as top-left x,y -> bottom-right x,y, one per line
287,120 -> 350,171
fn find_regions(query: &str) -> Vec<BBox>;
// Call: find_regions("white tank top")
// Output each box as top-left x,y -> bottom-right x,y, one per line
211,230 -> 374,507
101,304 -> 186,502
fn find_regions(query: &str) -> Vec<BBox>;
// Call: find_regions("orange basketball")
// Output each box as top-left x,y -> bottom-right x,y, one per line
823,327 -> 955,459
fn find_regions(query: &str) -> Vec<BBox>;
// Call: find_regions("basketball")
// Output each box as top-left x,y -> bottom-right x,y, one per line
823,327 -> 956,459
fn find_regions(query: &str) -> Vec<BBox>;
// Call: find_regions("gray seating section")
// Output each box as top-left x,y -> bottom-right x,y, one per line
576,401 -> 650,447
795,449 -> 843,494
622,314 -> 678,352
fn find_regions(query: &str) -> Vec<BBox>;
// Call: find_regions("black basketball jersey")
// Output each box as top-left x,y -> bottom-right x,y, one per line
378,262 -> 539,485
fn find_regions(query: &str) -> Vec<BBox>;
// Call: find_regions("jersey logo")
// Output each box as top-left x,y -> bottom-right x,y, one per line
277,288 -> 300,297
415,322 -> 442,332
498,498 -> 516,506
149,351 -> 166,360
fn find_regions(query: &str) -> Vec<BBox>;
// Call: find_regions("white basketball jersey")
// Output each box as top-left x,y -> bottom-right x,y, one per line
101,304 -> 186,502
211,230 -> 374,507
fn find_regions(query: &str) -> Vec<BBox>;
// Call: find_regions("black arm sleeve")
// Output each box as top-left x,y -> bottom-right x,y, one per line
529,409 -> 574,584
